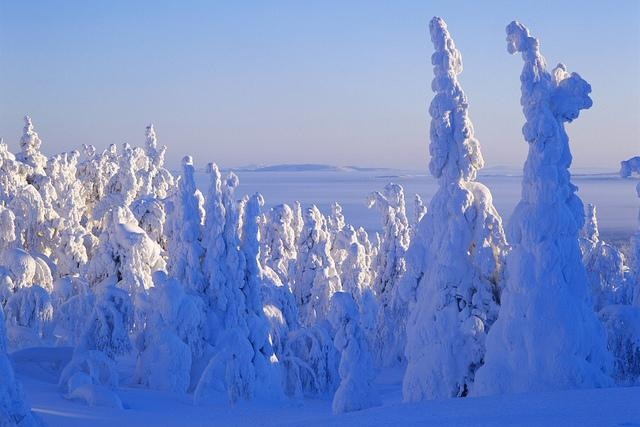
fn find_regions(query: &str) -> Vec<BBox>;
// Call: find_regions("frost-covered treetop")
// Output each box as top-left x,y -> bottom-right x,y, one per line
506,20 -> 592,218
181,155 -> 196,186
145,124 -> 157,150
145,123 -> 167,168
18,115 -> 48,176
428,17 -> 484,184
20,115 -> 42,153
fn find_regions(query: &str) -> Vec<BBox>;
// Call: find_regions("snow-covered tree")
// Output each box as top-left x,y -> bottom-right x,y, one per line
135,271 -> 205,393
52,277 -> 95,347
356,227 -> 377,278
338,229 -> 378,343
0,305 -> 43,426
0,139 -> 29,206
367,183 -> 410,368
83,205 -> 164,344
473,21 -> 612,396
0,206 -> 18,302
201,165 -> 241,345
85,206 -> 165,299
58,279 -> 134,407
260,203 -> 297,285
328,202 -> 349,276
275,206 -> 343,399
141,124 -> 175,200
328,202 -> 346,236
196,192 -> 282,403
130,197 -> 167,248
4,285 -> 54,351
237,193 -> 282,392
17,116 -> 47,181
291,201 -> 304,244
329,292 -> 379,414
0,201 -> 55,351
291,206 -> 341,325
599,305 -> 640,386
93,144 -> 141,221
76,279 -> 134,359
112,207 -> 165,295
580,204 -> 632,309
412,194 -> 427,234
339,230 -> 372,302
76,144 -> 119,226
281,318 -> 339,399
167,156 -> 206,293
8,184 -> 50,255
48,151 -> 89,277
76,144 -> 101,216
400,17 -> 508,401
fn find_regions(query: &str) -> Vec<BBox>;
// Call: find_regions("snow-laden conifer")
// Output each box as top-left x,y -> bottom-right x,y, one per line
412,194 -> 427,234
17,116 -> 47,180
196,192 -> 282,403
580,204 -> 632,309
367,183 -> 410,368
167,156 -> 206,293
329,292 -> 379,414
401,17 -> 507,400
135,271 -> 205,393
473,21 -> 612,395
260,203 -> 297,285
48,151 -> 89,277
291,206 -> 341,325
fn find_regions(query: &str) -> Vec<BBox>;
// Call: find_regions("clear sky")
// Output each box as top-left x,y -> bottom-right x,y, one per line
1,0 -> 638,170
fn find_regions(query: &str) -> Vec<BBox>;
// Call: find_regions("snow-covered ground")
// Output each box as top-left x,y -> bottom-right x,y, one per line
13,347 -> 640,427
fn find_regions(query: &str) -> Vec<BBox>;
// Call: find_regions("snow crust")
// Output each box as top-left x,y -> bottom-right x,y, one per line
0,306 -> 43,426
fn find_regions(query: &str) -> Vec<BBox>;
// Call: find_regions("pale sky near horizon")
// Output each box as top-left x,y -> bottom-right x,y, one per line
1,1 -> 639,171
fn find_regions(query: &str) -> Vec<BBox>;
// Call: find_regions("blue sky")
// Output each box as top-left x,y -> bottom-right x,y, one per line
1,1 -> 638,170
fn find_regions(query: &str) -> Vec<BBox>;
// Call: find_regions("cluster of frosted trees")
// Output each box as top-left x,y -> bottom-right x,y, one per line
2,17 -> 640,424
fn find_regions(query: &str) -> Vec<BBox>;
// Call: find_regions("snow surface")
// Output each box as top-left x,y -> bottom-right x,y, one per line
11,350 -> 640,427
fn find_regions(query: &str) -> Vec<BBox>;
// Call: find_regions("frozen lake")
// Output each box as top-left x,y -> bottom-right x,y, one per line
195,169 -> 639,243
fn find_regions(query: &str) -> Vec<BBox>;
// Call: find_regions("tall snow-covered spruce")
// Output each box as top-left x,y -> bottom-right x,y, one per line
196,189 -> 283,403
473,21 -> 612,395
167,156 -> 206,293
400,17 -> 507,401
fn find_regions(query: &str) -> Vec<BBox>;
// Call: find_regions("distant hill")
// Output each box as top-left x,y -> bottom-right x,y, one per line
227,163 -> 390,173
